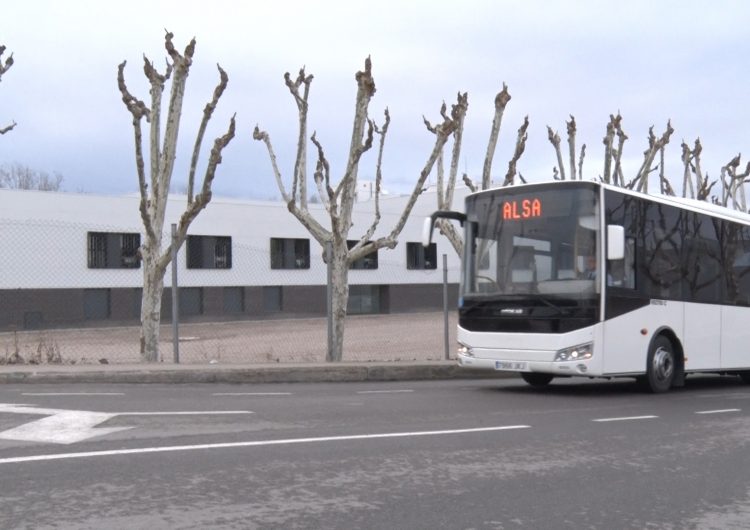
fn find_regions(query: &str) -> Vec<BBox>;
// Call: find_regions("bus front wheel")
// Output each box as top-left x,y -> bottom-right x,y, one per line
521,373 -> 554,387
645,335 -> 675,393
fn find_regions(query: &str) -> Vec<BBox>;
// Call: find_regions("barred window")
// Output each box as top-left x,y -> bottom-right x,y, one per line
87,232 -> 141,269
407,242 -> 437,270
186,235 -> 232,269
270,238 -> 310,269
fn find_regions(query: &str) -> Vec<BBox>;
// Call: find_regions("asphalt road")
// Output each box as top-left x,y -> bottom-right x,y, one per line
1,376 -> 750,529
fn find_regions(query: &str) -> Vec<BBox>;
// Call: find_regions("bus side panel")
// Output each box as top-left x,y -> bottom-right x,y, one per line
721,306 -> 750,369
683,303 -> 721,371
602,303 -> 683,375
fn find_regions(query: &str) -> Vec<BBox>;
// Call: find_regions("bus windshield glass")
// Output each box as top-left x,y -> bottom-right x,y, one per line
463,184 -> 600,299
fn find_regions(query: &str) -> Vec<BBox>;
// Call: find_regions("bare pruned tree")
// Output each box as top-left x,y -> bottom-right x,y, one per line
718,154 -> 750,210
254,58 -> 457,362
547,116 -> 586,182
118,31 -> 236,362
0,163 -> 63,190
0,44 -> 16,135
430,83 -> 529,256
549,114 -> 676,195
425,93 -> 468,255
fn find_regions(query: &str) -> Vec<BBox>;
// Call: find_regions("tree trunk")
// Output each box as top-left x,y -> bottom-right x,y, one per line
139,256 -> 166,362
327,240 -> 350,362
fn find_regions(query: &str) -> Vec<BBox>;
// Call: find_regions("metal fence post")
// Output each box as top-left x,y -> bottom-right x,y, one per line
443,253 -> 449,360
326,241 -> 333,361
171,223 -> 180,364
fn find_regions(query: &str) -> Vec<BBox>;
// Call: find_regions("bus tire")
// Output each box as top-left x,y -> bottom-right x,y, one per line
521,373 -> 554,387
739,372 -> 750,384
645,335 -> 675,393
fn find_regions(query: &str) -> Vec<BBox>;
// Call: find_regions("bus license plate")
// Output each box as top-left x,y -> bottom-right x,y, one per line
495,361 -> 527,371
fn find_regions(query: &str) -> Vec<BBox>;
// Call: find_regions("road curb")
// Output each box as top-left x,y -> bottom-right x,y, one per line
0,363 -> 516,385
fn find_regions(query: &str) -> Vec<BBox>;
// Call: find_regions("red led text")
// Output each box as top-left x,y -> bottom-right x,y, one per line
502,199 -> 542,220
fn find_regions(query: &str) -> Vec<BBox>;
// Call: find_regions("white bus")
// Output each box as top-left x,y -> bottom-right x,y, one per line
425,180 -> 750,392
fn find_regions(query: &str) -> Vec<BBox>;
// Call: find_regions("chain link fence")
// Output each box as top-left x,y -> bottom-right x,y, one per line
1,217 -> 460,365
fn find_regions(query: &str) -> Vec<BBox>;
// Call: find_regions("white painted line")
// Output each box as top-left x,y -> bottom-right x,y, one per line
592,415 -> 659,423
0,425 -> 531,465
356,390 -> 415,394
22,393 -> 125,396
695,409 -> 741,415
117,411 -> 253,416
212,393 -> 292,396
697,392 -> 750,399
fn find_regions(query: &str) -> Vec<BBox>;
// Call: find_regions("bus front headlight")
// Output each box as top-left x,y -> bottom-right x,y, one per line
457,342 -> 474,357
554,342 -> 593,362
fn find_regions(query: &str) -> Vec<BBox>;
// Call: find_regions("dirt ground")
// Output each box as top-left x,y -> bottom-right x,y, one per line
0,312 -> 458,365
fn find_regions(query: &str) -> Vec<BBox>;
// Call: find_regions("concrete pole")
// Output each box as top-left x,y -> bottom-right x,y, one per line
443,253 -> 449,360
326,241 -> 333,361
171,224 -> 180,364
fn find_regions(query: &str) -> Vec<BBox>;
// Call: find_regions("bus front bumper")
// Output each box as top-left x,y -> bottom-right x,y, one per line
457,351 -> 594,376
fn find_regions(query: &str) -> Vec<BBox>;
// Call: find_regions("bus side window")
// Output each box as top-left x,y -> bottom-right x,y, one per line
609,237 -> 636,288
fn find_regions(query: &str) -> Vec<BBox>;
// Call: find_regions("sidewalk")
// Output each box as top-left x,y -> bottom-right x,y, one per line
0,361 -> 515,385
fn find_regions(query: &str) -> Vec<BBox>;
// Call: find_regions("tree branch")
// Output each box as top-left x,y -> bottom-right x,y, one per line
188,64 -> 228,203
311,131 -> 335,215
117,60 -> 154,242
253,126 -> 291,203
0,45 -> 15,134
547,126 -> 565,180
360,108 -> 391,244
503,116 -> 529,186
482,84 -> 511,190
338,56 -> 377,236
567,115 -> 577,180
284,68 -> 314,208
445,92 -> 468,207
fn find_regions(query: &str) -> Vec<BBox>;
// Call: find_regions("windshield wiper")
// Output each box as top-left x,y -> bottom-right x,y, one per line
533,295 -> 568,316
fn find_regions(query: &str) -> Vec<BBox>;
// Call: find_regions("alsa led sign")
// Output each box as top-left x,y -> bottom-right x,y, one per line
502,199 -> 542,220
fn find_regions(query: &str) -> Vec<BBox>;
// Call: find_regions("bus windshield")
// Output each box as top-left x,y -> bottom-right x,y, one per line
463,184 -> 600,300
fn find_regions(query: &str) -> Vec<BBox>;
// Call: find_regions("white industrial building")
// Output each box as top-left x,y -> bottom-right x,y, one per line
0,186 -> 464,330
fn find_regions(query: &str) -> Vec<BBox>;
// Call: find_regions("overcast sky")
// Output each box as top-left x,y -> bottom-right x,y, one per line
1,0 -> 749,200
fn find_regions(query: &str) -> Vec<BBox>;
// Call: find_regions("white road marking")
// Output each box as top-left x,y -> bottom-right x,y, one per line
0,406 -> 129,444
695,409 -> 741,415
212,392 -> 292,396
356,389 -> 415,394
21,393 -> 125,396
0,424 -> 531,465
116,411 -> 253,416
0,404 -> 252,445
697,392 -> 750,399
592,415 -> 659,423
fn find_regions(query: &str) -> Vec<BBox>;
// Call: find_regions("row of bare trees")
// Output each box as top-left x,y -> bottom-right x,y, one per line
0,163 -> 64,191
117,32 -> 750,363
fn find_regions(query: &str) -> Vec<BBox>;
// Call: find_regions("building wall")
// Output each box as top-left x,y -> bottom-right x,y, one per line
0,283 -> 457,331
0,188 -> 464,331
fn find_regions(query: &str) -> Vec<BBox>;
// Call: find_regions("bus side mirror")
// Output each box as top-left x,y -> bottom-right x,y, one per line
422,210 -> 467,247
607,225 -> 625,260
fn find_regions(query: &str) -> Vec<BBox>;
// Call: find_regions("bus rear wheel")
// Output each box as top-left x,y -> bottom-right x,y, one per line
645,335 -> 675,393
521,373 -> 554,387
